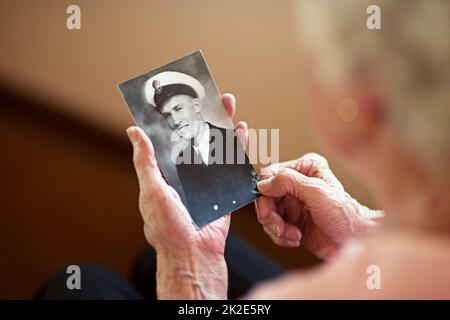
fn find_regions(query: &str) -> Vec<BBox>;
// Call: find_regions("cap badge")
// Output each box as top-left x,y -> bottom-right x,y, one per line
152,79 -> 162,94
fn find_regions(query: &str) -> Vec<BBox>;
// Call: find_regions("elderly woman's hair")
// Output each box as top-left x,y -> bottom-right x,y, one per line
297,0 -> 450,170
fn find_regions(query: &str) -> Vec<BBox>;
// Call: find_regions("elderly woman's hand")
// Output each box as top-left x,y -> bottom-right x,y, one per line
126,94 -> 247,299
256,153 -> 384,260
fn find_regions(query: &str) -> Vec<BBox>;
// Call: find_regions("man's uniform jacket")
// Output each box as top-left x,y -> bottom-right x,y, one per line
176,122 -> 259,227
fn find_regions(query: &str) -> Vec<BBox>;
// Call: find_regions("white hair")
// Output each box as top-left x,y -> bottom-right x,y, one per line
297,0 -> 450,170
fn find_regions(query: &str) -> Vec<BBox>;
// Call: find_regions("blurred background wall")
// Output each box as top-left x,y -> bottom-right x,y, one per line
0,0 -> 374,299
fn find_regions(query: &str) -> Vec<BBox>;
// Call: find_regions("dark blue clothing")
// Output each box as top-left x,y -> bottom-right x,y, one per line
34,233 -> 284,300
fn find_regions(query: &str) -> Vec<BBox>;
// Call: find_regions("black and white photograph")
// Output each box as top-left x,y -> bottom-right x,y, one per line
118,51 -> 260,227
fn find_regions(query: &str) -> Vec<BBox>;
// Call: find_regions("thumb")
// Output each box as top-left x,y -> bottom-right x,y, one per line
257,168 -> 326,201
126,126 -> 165,192
234,121 -> 248,149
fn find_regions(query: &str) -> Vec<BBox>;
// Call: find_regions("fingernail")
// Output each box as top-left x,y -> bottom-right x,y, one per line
126,127 -> 138,146
286,228 -> 302,241
285,240 -> 301,248
269,224 -> 281,237
257,177 -> 273,193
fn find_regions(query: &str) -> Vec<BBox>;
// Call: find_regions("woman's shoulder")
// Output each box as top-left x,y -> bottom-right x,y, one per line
353,231 -> 450,298
322,231 -> 450,299
246,231 -> 450,299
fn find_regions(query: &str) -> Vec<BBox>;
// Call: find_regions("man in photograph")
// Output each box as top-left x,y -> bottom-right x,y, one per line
144,71 -> 258,226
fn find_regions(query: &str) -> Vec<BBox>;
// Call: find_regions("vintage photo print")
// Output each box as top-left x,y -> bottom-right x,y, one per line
118,51 -> 260,228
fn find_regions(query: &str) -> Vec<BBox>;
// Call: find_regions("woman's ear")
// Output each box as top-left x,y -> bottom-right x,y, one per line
351,83 -> 384,144
328,82 -> 385,157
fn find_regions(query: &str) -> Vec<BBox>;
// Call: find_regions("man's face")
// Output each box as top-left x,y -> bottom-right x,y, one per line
160,94 -> 201,141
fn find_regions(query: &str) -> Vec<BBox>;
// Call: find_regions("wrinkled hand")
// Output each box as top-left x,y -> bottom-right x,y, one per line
127,93 -> 248,257
256,153 -> 383,260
